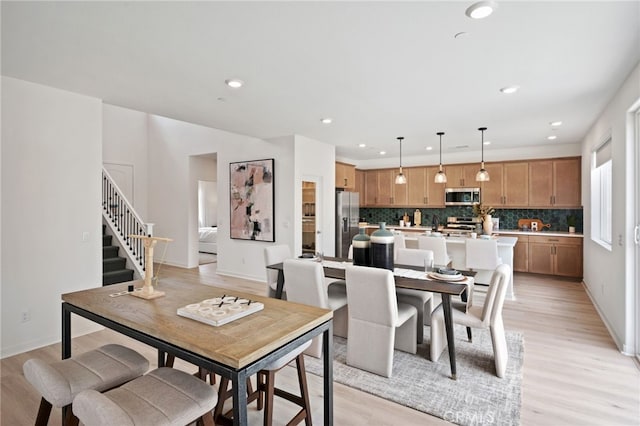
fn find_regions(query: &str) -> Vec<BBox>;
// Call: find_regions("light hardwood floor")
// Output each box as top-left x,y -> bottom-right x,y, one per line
2,263 -> 638,425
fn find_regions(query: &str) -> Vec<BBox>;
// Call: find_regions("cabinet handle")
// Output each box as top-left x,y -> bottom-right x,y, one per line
548,239 -> 559,242
390,197 -> 394,204
344,178 -> 348,187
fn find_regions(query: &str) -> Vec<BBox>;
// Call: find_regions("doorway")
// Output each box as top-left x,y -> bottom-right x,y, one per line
635,108 -> 640,361
302,181 -> 317,255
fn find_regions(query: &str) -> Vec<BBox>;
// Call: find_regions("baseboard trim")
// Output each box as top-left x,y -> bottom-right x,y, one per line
582,280 -> 632,354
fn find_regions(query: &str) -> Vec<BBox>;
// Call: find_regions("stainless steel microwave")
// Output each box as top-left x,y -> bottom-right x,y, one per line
445,188 -> 480,205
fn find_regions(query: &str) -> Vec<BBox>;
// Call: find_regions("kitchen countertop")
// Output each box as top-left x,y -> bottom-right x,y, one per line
360,224 -> 583,238
495,230 -> 584,238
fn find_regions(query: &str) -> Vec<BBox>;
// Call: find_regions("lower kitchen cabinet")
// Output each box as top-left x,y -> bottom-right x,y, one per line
513,236 -> 529,272
528,235 -> 583,278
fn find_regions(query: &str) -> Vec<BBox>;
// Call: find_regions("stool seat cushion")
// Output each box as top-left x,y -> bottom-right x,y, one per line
264,341 -> 312,371
73,367 -> 218,426
23,344 -> 149,408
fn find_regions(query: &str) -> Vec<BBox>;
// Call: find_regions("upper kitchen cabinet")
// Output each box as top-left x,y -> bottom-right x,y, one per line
406,167 -> 427,206
363,169 -> 407,206
481,162 -> 529,207
444,164 -> 479,188
528,157 -> 581,207
355,169 -> 365,198
335,162 -> 356,190
405,167 -> 445,207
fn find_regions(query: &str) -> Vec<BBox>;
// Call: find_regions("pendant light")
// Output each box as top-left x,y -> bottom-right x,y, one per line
434,132 -> 447,183
395,136 -> 407,184
475,127 -> 490,182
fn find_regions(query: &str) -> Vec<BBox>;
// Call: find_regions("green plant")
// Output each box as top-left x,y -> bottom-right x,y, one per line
472,202 -> 495,220
566,214 -> 577,227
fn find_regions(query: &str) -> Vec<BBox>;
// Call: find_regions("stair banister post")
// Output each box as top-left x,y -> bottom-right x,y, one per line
145,223 -> 154,237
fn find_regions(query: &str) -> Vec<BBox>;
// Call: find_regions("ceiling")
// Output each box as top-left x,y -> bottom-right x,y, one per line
2,1 -> 639,163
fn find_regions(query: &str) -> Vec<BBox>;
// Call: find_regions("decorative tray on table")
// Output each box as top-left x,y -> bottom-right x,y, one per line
177,295 -> 264,326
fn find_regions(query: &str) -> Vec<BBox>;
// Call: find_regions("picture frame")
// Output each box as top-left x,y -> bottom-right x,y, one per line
229,158 -> 275,242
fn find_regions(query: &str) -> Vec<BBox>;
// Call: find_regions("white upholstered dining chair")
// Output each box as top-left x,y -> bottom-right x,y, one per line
345,265 -> 417,377
283,258 -> 348,356
430,264 -> 511,378
263,245 -> 292,298
395,248 -> 435,341
417,235 -> 452,267
393,233 -> 406,261
465,238 -> 502,286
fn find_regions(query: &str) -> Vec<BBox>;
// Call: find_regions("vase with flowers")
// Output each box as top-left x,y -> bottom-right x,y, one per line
472,202 -> 496,235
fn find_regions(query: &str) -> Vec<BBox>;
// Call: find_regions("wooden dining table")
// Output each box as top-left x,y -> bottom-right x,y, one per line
267,258 -> 472,380
61,279 -> 334,425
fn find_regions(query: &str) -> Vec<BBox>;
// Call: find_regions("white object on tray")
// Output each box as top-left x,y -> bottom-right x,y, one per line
177,296 -> 264,326
428,272 -> 465,281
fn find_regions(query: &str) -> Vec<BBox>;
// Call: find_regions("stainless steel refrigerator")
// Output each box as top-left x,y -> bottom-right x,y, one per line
335,191 -> 360,258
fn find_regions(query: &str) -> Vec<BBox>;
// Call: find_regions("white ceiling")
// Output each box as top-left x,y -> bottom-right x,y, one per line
2,1 -> 639,163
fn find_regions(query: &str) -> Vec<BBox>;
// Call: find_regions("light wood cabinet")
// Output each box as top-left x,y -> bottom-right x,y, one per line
405,167 -> 446,207
335,162 -> 356,190
363,169 -> 408,206
528,235 -> 583,277
355,169 -> 365,199
482,162 -> 529,207
364,170 -> 378,206
406,167 -> 428,206
513,235 -> 529,272
360,156 -> 580,208
528,158 -> 581,207
444,164 -> 479,188
426,166 -> 446,207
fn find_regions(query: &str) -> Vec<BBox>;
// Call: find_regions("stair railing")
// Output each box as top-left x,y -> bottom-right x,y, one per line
102,167 -> 153,279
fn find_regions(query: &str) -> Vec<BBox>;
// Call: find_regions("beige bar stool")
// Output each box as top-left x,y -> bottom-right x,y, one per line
23,344 -> 149,426
73,367 -> 218,426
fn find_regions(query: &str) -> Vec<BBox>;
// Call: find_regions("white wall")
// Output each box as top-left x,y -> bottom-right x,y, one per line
1,77 -> 103,357
216,135 -> 297,282
581,62 -> 640,353
340,142 -> 582,170
102,104 -> 149,217
294,135 -> 336,256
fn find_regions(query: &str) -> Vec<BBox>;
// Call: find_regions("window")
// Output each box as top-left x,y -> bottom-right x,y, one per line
591,137 -> 612,249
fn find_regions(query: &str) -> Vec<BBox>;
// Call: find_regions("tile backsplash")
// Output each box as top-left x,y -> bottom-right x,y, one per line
360,207 -> 583,232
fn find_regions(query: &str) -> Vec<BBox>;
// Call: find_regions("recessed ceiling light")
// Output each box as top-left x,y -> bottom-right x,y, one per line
465,1 -> 497,19
483,141 -> 491,145
550,121 -> 563,127
500,85 -> 520,94
454,32 -> 469,39
358,143 -> 366,148
379,151 -> 386,155
320,118 -> 332,124
426,146 -> 433,151
547,135 -> 557,140
225,78 -> 244,88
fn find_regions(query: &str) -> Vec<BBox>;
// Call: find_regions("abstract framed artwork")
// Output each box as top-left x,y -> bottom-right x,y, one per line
229,158 -> 275,241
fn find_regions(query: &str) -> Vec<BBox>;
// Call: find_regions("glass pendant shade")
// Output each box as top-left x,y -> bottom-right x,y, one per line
476,163 -> 490,181
395,136 -> 407,184
475,127 -> 490,181
434,132 -> 447,183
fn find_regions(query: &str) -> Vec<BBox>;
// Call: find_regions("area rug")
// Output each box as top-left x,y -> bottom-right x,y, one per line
305,325 -> 523,426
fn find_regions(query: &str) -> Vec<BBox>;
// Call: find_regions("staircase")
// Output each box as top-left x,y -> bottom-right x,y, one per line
103,225 -> 134,285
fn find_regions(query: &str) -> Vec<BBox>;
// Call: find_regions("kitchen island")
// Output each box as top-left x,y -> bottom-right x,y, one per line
362,225 -> 517,299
